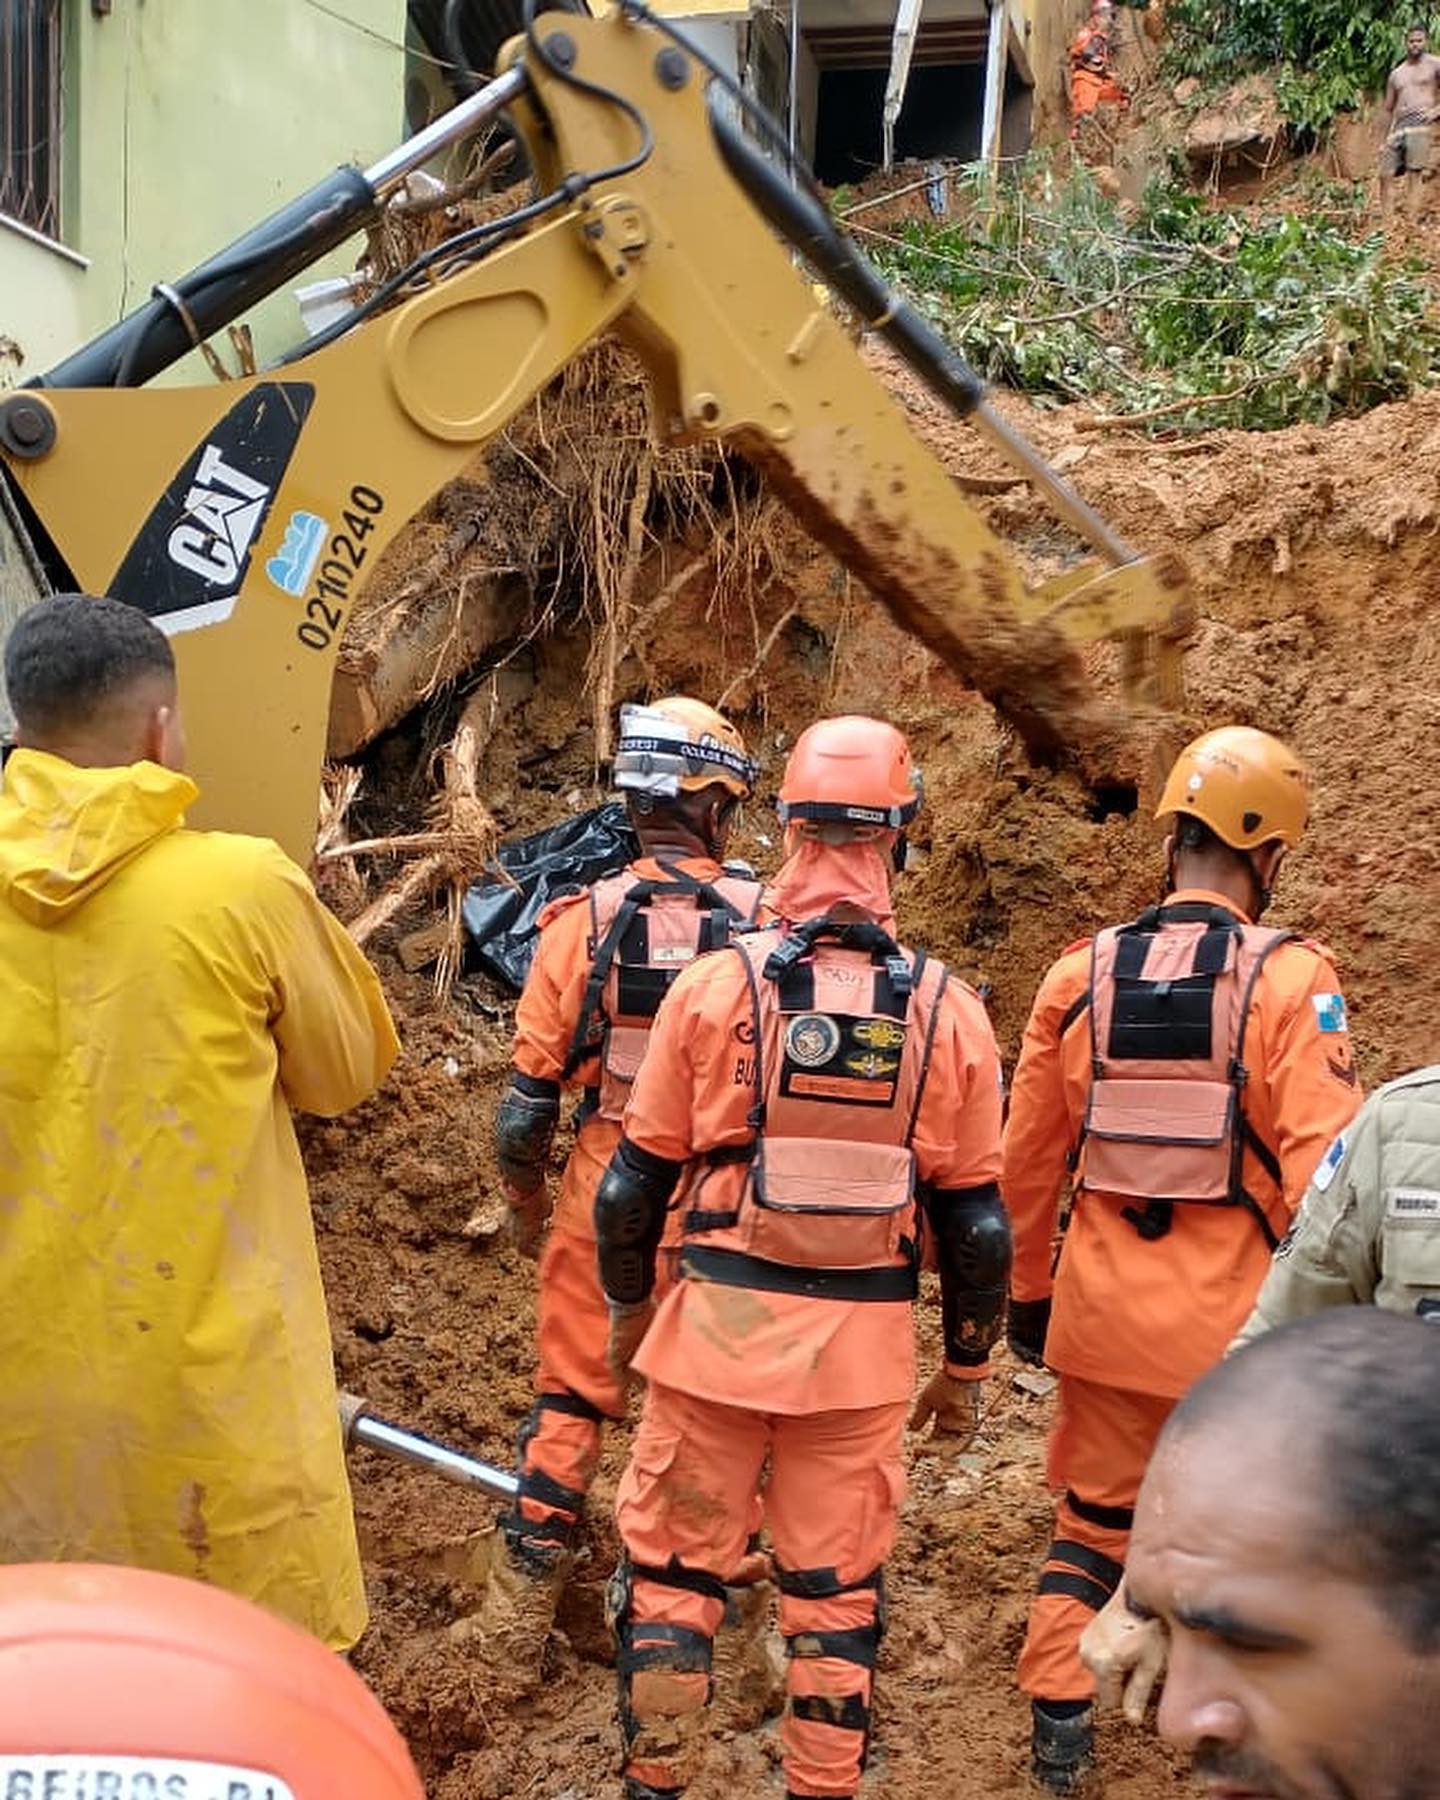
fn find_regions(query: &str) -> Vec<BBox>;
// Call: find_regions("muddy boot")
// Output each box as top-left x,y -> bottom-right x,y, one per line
623,1785 -> 684,1800
448,1521 -> 573,1693
711,1575 -> 785,1732
1030,1699 -> 1095,1795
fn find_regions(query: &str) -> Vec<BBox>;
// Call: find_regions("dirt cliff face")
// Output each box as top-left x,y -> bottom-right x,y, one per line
307,337 -> 1440,1795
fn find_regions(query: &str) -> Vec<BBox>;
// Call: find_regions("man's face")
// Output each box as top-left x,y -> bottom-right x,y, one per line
1407,29 -> 1427,60
1126,1428 -> 1438,1800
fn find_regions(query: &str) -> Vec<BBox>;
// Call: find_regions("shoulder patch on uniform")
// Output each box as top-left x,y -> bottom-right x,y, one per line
1311,1132 -> 1347,1193
1386,1187 -> 1440,1219
535,889 -> 589,932
1311,992 -> 1348,1034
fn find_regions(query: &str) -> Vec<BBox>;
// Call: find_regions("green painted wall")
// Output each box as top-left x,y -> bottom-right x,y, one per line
2,0 -> 406,383
0,224 -> 87,376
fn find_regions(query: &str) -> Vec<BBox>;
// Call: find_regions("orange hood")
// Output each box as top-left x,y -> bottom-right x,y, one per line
770,829 -> 896,932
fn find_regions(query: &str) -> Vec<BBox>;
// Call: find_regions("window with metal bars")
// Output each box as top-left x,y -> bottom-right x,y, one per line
1,0 -> 62,238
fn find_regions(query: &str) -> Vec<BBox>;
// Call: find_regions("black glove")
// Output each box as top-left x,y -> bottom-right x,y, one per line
1007,1297 -> 1052,1368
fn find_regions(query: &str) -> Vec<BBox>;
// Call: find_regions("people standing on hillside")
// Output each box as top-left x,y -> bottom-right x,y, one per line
595,716 -> 1010,1800
1381,24 -> 1440,219
1001,725 -> 1363,1793
474,697 -> 768,1686
0,593 -> 398,1650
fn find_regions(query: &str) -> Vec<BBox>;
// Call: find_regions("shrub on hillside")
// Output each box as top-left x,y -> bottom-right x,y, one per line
1164,0 -> 1419,131
862,161 -> 1440,433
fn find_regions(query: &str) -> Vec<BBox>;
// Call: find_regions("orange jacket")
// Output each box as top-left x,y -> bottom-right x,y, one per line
512,855 -> 768,1237
1003,890 -> 1362,1398
623,939 -> 1004,1413
1069,21 -> 1110,69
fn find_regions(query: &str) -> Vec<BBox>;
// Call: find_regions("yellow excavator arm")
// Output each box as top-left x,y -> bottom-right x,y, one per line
0,7 -> 1188,862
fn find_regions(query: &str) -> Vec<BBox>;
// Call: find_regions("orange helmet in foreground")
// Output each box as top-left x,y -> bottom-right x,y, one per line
777,716 -> 921,831
0,1563 -> 423,1799
614,696 -> 758,801
1156,725 -> 1310,851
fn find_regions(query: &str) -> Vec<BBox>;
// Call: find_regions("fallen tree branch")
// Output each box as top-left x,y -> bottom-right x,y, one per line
342,723 -> 500,1000
716,604 -> 798,712
388,141 -> 517,216
1074,380 -> 1265,430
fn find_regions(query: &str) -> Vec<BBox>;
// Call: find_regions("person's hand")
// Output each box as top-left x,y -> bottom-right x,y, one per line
909,1369 -> 982,1453
504,1181 -> 551,1259
1080,1586 -> 1168,1724
606,1298 -> 656,1392
1007,1296 -> 1052,1368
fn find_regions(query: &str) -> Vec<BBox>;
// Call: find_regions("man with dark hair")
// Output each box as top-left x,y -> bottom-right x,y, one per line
1122,1309 -> 1440,1798
1002,725 -> 1363,1791
0,593 -> 397,1649
1381,24 -> 1440,220
3,589 -> 180,747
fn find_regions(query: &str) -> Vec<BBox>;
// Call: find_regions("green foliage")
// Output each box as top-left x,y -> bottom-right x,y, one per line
1164,0 -> 1417,132
864,160 -> 1440,433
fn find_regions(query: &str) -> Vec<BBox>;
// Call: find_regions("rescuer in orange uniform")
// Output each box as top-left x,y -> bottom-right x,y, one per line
1003,726 -> 1364,1793
595,716 -> 1010,1800
1069,0 -> 1128,137
479,697 -> 766,1678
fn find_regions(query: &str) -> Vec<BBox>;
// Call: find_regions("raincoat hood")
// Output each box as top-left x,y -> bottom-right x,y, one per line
0,747 -> 198,927
770,828 -> 896,932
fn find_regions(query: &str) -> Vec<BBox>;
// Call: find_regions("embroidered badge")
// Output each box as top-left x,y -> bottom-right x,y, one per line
785,1013 -> 843,1068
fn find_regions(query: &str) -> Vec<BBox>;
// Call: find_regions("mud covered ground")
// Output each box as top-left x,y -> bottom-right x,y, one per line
306,343 -> 1440,1795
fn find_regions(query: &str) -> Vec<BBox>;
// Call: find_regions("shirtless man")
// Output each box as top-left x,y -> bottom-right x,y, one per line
1381,25 -> 1440,219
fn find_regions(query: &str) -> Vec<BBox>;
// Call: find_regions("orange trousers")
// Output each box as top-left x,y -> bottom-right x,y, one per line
514,1228 -> 681,1549
1017,1374 -> 1174,1702
1070,69 -> 1128,130
613,1380 -> 908,1799
511,1226 -> 621,1548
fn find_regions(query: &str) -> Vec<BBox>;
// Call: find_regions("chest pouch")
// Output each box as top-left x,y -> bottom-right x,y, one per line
1083,915 -> 1241,1205
709,918 -> 944,1275
564,868 -> 762,1119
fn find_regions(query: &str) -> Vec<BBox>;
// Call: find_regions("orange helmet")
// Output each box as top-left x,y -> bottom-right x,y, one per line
1155,725 -> 1311,850
777,716 -> 921,831
614,696 -> 757,801
0,1563 -> 423,1798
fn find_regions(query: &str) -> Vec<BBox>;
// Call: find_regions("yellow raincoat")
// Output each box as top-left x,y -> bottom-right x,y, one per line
0,748 -> 398,1648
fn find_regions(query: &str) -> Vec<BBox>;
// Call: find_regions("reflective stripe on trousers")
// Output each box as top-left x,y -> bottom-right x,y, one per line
613,1380 -> 908,1797
1017,1373 -> 1174,1701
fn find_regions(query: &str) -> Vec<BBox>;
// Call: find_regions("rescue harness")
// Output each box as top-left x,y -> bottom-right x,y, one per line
679,916 -> 949,1302
1075,901 -> 1295,1249
562,861 -> 765,1121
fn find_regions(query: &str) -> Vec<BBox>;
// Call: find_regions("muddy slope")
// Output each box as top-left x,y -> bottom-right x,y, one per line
310,359 -> 1440,1796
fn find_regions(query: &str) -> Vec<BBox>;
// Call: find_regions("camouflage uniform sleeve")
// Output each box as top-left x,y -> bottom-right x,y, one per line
1232,1102 -> 1383,1349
